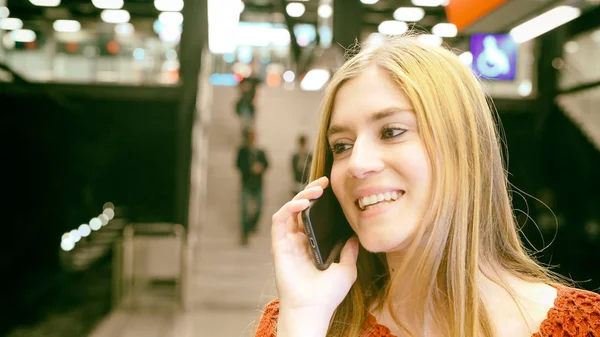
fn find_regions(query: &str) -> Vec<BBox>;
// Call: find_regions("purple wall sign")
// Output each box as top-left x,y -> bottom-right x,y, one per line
470,33 -> 518,81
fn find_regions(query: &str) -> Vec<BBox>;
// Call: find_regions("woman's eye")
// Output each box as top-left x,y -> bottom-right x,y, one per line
381,127 -> 407,139
330,142 -> 351,154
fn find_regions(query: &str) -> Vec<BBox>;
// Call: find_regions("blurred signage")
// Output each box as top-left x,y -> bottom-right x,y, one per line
293,24 -> 316,47
445,0 -> 507,31
210,73 -> 238,86
470,33 -> 517,81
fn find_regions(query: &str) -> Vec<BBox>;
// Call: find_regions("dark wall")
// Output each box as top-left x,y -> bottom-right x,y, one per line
0,83 -> 180,332
65,96 -> 179,221
500,105 -> 600,291
536,105 -> 600,289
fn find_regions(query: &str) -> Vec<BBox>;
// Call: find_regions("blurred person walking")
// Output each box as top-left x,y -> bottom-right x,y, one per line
235,62 -> 262,133
291,134 -> 313,197
236,129 -> 269,246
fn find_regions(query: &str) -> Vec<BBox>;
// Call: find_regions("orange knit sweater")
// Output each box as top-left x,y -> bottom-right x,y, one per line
255,285 -> 600,336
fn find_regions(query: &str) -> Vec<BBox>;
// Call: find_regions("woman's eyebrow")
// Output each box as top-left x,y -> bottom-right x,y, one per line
327,107 -> 413,137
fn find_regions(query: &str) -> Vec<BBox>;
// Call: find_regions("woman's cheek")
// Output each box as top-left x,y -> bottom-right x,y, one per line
329,164 -> 344,201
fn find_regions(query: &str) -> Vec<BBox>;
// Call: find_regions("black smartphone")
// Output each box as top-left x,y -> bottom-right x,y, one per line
301,188 -> 354,270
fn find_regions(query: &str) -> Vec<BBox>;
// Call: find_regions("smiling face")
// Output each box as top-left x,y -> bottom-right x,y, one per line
328,66 -> 432,253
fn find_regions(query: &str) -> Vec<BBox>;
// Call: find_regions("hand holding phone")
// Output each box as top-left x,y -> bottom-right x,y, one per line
301,188 -> 355,270
270,177 -> 359,318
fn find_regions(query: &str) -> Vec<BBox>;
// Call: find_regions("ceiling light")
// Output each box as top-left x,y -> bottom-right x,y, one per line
378,20 -> 408,36
283,70 -> 295,82
234,24 -> 287,47
159,11 -> 183,26
99,214 -> 109,226
418,34 -> 443,46
411,0 -> 444,7
115,22 -> 134,36
270,27 -> 291,46
365,32 -> 386,50
53,19 -> 81,33
286,3 -> 305,17
69,229 -> 81,243
11,29 -> 36,42
393,7 -> 425,22
61,239 -> 74,251
208,0 -> 241,54
159,25 -> 181,42
551,57 -> 564,69
92,0 -> 123,9
518,80 -> 532,97
510,6 -> 581,43
564,40 -> 579,53
301,69 -> 330,91
0,17 -> 23,30
78,224 -> 91,237
29,0 -> 60,7
154,0 -> 183,12
318,4 -> 333,18
103,208 -> 115,220
0,6 -> 9,19
458,51 -> 473,65
432,23 -> 457,37
90,217 -> 101,231
101,9 -> 130,24
361,0 -> 379,4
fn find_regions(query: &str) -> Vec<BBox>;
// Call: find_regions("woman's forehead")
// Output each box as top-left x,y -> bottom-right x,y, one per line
330,69 -> 414,124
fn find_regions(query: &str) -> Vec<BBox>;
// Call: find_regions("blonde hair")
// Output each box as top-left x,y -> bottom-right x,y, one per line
310,35 -> 563,337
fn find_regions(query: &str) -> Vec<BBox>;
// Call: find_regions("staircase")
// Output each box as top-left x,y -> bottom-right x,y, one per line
188,84 -> 324,336
557,86 -> 600,152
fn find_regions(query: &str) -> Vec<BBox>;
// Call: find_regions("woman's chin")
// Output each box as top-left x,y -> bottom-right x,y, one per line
358,234 -> 408,253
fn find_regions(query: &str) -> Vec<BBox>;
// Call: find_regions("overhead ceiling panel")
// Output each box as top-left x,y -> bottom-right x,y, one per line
447,0 -> 558,34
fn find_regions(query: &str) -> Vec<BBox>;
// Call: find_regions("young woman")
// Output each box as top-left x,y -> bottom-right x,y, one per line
256,36 -> 600,337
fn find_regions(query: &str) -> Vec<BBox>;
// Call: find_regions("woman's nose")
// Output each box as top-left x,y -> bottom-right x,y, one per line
348,138 -> 384,179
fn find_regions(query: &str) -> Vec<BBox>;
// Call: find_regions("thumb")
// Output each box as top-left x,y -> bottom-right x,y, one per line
338,236 -> 359,271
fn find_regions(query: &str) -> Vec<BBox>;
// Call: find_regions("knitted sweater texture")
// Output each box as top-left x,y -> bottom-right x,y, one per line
255,285 -> 600,336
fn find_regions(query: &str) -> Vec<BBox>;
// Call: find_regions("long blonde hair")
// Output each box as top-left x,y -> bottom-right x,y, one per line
310,36 -> 562,337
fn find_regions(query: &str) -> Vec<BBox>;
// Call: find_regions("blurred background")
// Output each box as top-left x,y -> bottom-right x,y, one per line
1,0 -> 599,336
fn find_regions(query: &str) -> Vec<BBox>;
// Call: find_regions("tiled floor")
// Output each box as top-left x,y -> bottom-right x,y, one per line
88,83 -> 324,336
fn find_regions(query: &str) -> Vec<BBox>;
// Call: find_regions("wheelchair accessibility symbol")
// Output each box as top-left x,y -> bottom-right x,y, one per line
471,33 -> 517,80
477,36 -> 510,77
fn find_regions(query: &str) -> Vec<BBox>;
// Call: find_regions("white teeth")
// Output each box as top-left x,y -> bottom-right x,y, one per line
358,190 -> 402,210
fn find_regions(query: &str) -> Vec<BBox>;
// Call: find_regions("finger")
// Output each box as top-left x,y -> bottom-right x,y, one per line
296,212 -> 304,233
295,232 -> 311,258
292,185 -> 324,203
291,176 -> 329,203
271,199 -> 311,242
275,231 -> 312,262
338,236 -> 359,272
304,176 -> 329,190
